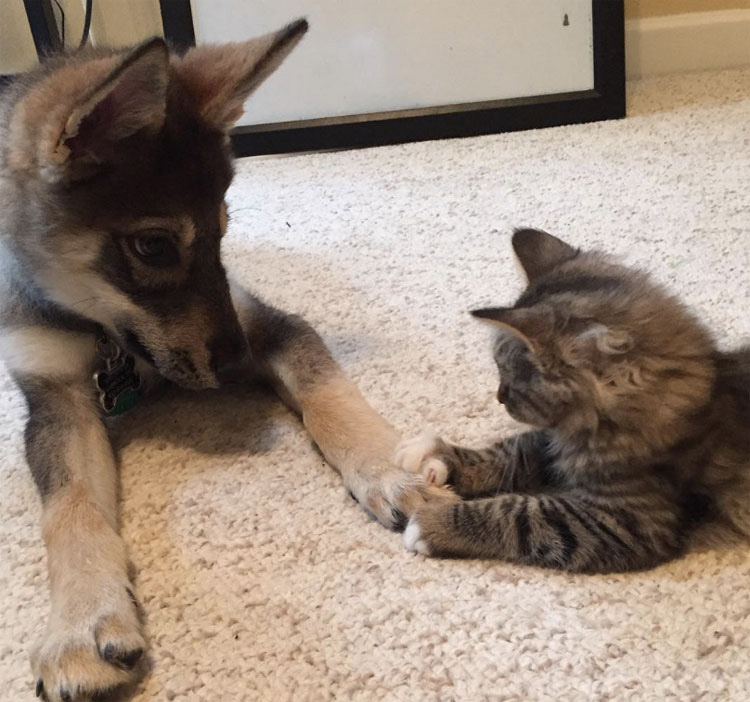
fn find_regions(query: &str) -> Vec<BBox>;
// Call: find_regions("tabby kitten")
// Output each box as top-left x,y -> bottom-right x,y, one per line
396,228 -> 750,573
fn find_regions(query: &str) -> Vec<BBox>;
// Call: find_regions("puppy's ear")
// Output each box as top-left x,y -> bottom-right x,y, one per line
10,38 -> 169,181
173,19 -> 308,131
62,39 -> 169,161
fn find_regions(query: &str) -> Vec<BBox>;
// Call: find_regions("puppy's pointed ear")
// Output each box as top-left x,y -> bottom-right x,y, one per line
62,39 -> 169,157
471,307 -> 553,353
173,19 -> 308,131
10,38 -> 169,181
512,228 -> 579,282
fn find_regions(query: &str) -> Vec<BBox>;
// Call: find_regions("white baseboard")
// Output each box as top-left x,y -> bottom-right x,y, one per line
625,9 -> 750,79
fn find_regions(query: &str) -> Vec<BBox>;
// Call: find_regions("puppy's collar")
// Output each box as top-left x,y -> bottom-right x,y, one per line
93,328 -> 141,416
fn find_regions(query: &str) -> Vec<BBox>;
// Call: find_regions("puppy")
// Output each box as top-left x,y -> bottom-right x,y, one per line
0,20 -> 449,701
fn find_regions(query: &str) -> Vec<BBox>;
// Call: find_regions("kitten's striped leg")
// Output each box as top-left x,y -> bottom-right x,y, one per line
395,430 -> 552,498
403,492 -> 684,573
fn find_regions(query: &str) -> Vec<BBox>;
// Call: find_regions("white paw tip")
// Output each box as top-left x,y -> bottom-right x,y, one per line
403,519 -> 430,555
394,430 -> 441,474
423,457 -> 449,487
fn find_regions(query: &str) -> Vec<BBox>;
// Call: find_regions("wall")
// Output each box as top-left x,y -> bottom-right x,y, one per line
192,0 -> 595,127
4,2 -> 749,90
626,0 -> 750,18
625,0 -> 750,78
86,0 -> 162,48
0,0 -> 162,74
0,1 -> 37,73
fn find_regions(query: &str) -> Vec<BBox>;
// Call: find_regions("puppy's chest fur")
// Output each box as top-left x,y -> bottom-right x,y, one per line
0,269 -> 159,396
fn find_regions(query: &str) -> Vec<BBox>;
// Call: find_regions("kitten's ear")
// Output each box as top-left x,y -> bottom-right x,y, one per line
512,228 -> 579,282
173,19 -> 308,131
471,307 -> 552,352
576,324 -> 634,355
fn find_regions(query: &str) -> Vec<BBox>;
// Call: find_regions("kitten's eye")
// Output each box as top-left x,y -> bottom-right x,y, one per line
514,356 -> 537,383
129,231 -> 179,267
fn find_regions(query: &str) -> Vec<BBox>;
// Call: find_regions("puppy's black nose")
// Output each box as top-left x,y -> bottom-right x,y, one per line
209,334 -> 249,384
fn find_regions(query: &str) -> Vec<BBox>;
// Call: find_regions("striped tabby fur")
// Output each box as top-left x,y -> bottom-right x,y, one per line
397,228 -> 750,573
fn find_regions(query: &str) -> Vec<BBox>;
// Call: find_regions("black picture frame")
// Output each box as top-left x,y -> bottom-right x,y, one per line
158,0 -> 195,53
22,0 -> 62,57
162,1 -> 624,157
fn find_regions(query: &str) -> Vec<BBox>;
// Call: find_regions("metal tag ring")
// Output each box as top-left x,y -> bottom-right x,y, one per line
96,336 -> 121,362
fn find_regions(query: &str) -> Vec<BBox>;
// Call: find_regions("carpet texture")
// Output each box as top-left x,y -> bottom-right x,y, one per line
2,67 -> 749,701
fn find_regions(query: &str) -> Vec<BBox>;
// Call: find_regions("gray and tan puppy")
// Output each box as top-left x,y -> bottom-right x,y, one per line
0,21 -> 449,702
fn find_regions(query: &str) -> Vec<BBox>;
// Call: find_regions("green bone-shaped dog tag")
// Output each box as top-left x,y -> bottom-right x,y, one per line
94,349 -> 142,417
105,386 -> 141,417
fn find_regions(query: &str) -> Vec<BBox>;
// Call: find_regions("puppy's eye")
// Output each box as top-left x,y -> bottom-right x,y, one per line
129,231 -> 179,267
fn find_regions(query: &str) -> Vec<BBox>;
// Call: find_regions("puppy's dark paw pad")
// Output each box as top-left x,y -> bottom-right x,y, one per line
125,587 -> 138,607
390,507 -> 407,532
100,643 -> 144,670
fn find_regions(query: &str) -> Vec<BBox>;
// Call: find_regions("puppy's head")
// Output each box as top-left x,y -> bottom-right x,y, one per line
3,20 -> 308,388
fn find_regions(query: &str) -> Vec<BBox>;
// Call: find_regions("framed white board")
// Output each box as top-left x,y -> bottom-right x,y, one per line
191,0 -> 595,127
164,1 -> 624,155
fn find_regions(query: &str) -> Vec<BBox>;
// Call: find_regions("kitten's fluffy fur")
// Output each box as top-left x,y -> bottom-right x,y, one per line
397,229 -> 750,573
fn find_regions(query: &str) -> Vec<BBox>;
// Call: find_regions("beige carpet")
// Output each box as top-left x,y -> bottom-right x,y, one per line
2,67 -> 750,701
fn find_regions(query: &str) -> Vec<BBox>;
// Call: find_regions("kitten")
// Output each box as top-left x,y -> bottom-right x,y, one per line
396,228 -> 750,573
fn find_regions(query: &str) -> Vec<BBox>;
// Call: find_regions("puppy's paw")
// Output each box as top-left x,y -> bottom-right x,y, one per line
345,462 -> 458,532
394,430 -> 449,487
31,580 -> 146,702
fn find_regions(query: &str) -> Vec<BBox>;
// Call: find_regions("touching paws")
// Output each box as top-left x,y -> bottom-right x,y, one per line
394,431 -> 450,487
344,462 -> 457,531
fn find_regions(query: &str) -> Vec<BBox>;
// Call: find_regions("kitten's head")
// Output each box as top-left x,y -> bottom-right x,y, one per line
473,229 -> 716,446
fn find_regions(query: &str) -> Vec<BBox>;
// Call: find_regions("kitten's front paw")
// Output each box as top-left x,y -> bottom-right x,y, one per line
394,431 -> 449,487
403,516 -> 432,556
403,503 -> 462,558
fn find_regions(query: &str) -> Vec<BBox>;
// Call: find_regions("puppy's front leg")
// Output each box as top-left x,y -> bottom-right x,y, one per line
20,377 -> 145,702
232,284 -> 456,530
